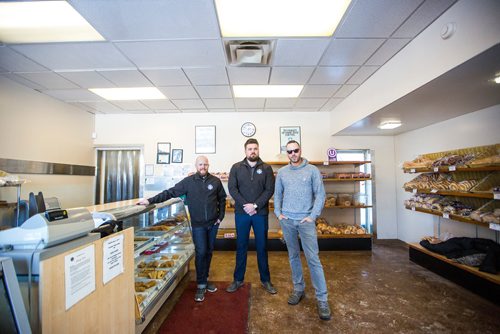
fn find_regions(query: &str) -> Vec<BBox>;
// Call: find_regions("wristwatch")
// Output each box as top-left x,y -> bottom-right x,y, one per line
253,203 -> 258,209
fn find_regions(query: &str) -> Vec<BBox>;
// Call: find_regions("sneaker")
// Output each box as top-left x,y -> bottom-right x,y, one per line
206,282 -> 217,293
226,280 -> 244,293
194,288 -> 206,302
317,300 -> 331,320
261,281 -> 277,294
287,290 -> 305,305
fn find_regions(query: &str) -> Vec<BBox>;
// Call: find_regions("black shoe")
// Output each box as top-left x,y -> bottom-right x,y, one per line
226,280 -> 244,293
287,290 -> 305,305
261,281 -> 277,294
206,282 -> 217,293
194,288 -> 206,302
317,300 -> 331,320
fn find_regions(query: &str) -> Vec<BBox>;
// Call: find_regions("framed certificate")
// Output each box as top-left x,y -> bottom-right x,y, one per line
195,126 -> 216,154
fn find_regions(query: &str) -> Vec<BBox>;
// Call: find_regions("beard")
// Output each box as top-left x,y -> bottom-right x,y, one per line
247,155 -> 258,162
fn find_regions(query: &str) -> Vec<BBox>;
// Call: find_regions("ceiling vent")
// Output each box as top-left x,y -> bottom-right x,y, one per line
225,40 -> 275,66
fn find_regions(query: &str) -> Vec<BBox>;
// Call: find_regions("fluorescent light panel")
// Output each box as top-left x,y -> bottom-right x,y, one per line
233,85 -> 303,98
0,1 -> 104,43
215,0 -> 352,37
378,121 -> 402,130
89,88 -> 166,101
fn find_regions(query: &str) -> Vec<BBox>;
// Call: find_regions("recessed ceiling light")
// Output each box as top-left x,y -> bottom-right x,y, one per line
233,85 -> 303,98
494,75 -> 500,84
0,1 -> 104,43
89,88 -> 166,101
378,121 -> 402,130
215,0 -> 352,37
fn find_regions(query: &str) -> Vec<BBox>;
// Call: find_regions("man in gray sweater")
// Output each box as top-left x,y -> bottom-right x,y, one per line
273,140 -> 331,320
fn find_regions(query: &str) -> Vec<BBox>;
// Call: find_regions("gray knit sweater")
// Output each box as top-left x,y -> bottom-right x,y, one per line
273,158 -> 325,221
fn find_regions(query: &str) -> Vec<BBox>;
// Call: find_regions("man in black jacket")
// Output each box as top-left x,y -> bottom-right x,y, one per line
137,156 -> 226,302
226,138 -> 277,294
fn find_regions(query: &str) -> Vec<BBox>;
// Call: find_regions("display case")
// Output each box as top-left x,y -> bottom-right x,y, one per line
94,198 -> 194,333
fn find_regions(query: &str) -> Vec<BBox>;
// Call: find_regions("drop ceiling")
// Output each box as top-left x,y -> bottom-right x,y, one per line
1,0 -> 478,135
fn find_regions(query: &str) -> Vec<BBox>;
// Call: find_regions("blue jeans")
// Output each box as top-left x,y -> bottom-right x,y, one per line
280,218 -> 328,302
234,213 -> 271,283
191,223 -> 219,288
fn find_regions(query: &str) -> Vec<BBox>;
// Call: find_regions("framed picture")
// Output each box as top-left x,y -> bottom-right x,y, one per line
280,126 -> 301,154
172,149 -> 183,163
157,142 -> 171,154
195,125 -> 216,154
157,153 -> 170,164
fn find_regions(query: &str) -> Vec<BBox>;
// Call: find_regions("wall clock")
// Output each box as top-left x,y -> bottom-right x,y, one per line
241,122 -> 256,137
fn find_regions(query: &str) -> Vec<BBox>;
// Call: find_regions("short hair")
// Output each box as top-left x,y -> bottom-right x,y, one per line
286,140 -> 300,147
244,138 -> 259,148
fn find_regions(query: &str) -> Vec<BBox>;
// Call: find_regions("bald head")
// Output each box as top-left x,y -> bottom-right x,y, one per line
195,155 -> 209,176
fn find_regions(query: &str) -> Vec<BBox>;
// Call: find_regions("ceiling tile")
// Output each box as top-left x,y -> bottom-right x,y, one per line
183,67 -> 229,85
227,67 -> 270,84
158,86 -> 199,99
57,71 -> 115,88
80,101 -> 123,113
335,0 -> 423,38
265,98 -> 297,108
236,109 -> 264,112
111,101 -> 149,111
115,40 -> 225,67
172,99 -> 206,109
140,100 -> 177,110
203,99 -> 235,109
365,39 -> 410,66
300,85 -> 341,98
320,39 -> 385,66
234,98 -> 266,108
294,98 -> 328,108
273,39 -> 330,66
0,46 -> 48,72
69,0 -> 221,40
16,72 -> 79,89
156,110 -> 181,113
393,0 -> 457,38
320,98 -> 344,111
269,67 -> 315,84
1,73 -> 47,90
97,70 -> 152,87
42,89 -> 104,102
333,85 -> 359,98
67,102 -> 100,114
309,67 -> 359,84
347,66 -> 379,85
207,109 -> 235,113
141,69 -> 190,86
195,85 -> 232,98
182,109 -> 208,113
12,43 -> 134,71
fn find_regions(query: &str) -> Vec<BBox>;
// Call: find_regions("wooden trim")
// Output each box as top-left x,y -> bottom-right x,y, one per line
324,205 -> 372,209
404,206 -> 489,228
216,228 -> 371,239
323,177 -> 371,182
267,160 -> 371,166
403,166 -> 500,173
405,188 -> 494,199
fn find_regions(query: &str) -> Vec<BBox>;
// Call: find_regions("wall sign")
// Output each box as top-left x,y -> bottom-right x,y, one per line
280,126 -> 301,154
195,126 -> 216,154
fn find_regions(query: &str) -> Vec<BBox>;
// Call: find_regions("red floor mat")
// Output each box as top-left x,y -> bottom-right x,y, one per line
159,281 -> 251,334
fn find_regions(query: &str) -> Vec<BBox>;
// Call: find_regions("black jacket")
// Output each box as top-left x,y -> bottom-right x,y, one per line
148,173 -> 226,227
228,158 -> 275,215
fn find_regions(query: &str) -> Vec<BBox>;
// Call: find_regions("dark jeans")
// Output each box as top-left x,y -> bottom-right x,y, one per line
233,213 -> 271,283
192,223 -> 219,288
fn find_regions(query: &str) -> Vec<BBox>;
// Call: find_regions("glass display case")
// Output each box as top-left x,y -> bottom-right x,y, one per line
98,198 -> 194,331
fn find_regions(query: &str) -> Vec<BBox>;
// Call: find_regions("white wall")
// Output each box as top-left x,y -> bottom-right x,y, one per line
330,0 -> 500,134
395,104 -> 500,243
330,136 -> 397,239
0,77 -> 95,208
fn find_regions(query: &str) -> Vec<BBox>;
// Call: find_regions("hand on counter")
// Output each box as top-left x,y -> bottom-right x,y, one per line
137,199 -> 150,206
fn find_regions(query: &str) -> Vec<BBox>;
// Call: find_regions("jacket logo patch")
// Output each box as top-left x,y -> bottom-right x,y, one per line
256,168 -> 262,174
207,184 -> 214,190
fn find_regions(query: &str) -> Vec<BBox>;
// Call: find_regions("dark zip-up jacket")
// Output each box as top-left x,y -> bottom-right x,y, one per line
147,172 -> 226,227
228,157 -> 275,215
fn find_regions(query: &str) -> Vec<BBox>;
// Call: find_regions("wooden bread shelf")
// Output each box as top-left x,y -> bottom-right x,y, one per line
404,206 -> 489,228
323,177 -> 371,182
216,229 -> 371,240
405,188 -> 495,199
268,161 -> 371,166
324,205 -> 372,209
403,166 -> 500,173
409,242 -> 500,285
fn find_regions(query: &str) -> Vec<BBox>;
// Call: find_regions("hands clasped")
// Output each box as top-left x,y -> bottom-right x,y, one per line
243,203 -> 257,216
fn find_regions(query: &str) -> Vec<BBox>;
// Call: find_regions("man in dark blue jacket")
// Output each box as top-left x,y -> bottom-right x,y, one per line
226,138 -> 277,294
137,156 -> 226,302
